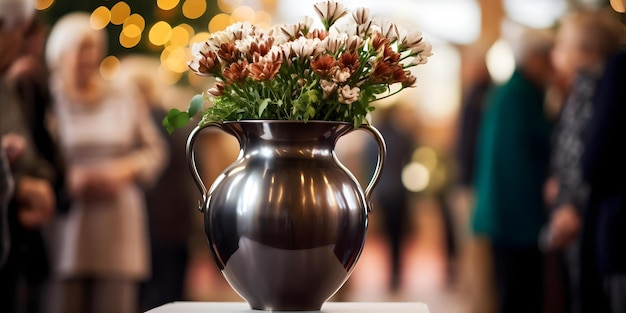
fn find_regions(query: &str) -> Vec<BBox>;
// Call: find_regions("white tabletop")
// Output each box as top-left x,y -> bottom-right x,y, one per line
146,301 -> 430,313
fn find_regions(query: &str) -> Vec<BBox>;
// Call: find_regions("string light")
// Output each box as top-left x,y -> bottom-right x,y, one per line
149,21 -> 172,46
231,5 -> 255,23
90,6 -> 111,30
182,0 -> 207,20
209,13 -> 231,33
110,1 -> 131,25
35,0 -> 54,10
100,55 -> 121,80
157,0 -> 181,11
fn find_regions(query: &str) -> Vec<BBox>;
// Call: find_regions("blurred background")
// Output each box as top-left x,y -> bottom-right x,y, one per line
2,0 -> 625,312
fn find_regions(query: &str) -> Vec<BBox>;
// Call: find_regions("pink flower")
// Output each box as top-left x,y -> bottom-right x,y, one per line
320,79 -> 337,99
338,85 -> 360,105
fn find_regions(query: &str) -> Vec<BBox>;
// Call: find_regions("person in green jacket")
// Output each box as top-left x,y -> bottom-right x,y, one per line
471,28 -> 554,313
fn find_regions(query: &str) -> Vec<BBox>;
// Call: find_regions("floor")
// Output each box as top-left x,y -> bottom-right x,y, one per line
183,196 -> 475,313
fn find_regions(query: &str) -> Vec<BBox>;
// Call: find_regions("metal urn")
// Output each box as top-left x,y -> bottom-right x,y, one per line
186,120 -> 386,311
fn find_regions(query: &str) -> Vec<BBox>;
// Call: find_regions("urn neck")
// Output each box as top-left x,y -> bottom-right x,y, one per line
221,120 -> 354,158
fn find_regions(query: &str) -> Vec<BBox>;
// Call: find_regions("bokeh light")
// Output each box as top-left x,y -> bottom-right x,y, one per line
122,24 -> 142,38
189,32 -> 211,47
149,21 -> 173,46
100,55 -> 121,80
255,10 -> 273,29
120,31 -> 141,48
182,0 -> 207,19
231,5 -> 255,23
90,6 -> 111,30
209,13 -> 231,33
611,0 -> 626,12
124,13 -> 146,33
158,65 -> 183,85
157,0 -> 181,11
217,0 -> 236,13
35,0 -> 54,10
402,162 -> 430,192
412,146 -> 438,172
486,38 -> 515,84
165,46 -> 191,73
170,24 -> 193,47
110,1 -> 131,25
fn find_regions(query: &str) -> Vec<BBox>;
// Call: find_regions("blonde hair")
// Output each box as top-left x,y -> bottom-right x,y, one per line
45,12 -> 107,72
0,0 -> 34,30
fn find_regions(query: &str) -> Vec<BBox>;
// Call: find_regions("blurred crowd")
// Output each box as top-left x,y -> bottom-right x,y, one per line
1,0 -> 626,313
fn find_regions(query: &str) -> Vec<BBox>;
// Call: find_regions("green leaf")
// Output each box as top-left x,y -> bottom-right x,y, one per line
162,117 -> 175,134
188,94 -> 204,117
162,108 -> 191,134
306,105 -> 316,118
162,108 -> 180,134
171,111 -> 190,129
258,98 -> 270,118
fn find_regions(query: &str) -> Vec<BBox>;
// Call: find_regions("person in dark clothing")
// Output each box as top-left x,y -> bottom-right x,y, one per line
365,104 -> 415,291
455,54 -> 491,188
471,28 -> 554,313
544,11 -> 623,313
1,1 -> 57,312
579,47 -> 626,313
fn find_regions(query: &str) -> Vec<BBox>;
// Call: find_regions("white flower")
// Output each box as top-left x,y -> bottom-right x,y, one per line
338,85 -> 360,104
235,37 -> 256,55
299,16 -> 315,34
322,33 -> 348,53
291,37 -> 322,59
411,40 -> 433,65
345,35 -> 364,51
330,18 -> 357,37
281,23 -> 301,39
207,31 -> 234,50
314,1 -> 349,28
373,18 -> 399,43
399,29 -> 423,51
351,7 -> 372,37
225,22 -> 258,40
352,7 -> 371,25
192,41 -> 213,56
320,79 -> 337,99
268,25 -> 290,45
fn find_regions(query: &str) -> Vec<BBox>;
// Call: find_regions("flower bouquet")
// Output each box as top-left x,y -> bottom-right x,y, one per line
163,0 -> 432,133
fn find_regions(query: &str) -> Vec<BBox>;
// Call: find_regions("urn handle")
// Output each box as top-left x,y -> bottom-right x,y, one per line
357,124 -> 387,213
186,122 -> 226,213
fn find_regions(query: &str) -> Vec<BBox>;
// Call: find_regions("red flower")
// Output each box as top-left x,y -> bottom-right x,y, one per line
338,51 -> 360,73
382,46 -> 400,64
249,37 -> 274,58
370,61 -> 392,83
189,48 -> 219,76
249,60 -> 282,81
222,60 -> 249,83
208,82 -> 226,96
311,54 -> 337,77
370,32 -> 389,52
218,42 -> 239,63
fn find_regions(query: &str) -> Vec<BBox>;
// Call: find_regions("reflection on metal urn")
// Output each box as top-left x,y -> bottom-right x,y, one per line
186,120 -> 386,311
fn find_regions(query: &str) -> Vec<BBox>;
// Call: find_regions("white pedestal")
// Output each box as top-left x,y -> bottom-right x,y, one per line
146,301 -> 430,313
